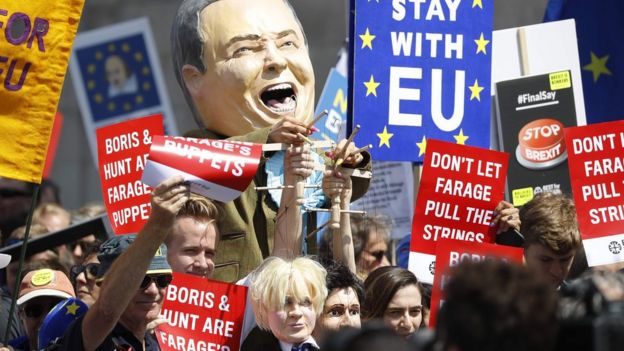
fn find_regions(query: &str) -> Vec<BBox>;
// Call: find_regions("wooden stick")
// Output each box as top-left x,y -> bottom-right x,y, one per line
296,133 -> 314,145
255,185 -> 320,191
306,109 -> 328,129
305,208 -> 366,215
295,142 -> 310,205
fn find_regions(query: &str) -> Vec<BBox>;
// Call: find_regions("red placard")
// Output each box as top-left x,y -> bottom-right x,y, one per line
564,121 -> 624,266
157,273 -> 247,351
409,139 -> 509,283
142,136 -> 262,202
96,114 -> 163,234
428,239 -> 523,328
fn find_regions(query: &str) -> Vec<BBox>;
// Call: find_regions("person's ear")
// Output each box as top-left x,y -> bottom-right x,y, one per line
182,64 -> 203,98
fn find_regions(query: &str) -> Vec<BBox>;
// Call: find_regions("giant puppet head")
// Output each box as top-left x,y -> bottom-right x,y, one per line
172,0 -> 315,137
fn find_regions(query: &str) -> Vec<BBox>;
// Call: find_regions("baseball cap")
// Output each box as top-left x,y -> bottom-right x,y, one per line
0,253 -> 10,269
17,269 -> 75,306
96,234 -> 171,280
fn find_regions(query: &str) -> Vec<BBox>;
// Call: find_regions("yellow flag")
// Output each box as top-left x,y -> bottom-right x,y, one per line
0,0 -> 84,183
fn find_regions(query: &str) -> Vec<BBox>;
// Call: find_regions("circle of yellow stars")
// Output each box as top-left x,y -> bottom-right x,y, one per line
87,42 -> 152,112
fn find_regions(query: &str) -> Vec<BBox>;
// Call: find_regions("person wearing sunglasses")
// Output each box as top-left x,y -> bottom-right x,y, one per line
11,269 -> 75,351
350,215 -> 392,280
59,176 -> 188,351
69,240 -> 103,307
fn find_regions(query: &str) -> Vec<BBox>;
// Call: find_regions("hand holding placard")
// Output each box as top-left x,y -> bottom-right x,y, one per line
142,136 -> 263,202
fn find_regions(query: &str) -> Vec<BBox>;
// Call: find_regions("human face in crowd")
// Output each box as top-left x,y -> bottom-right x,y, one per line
72,254 -> 101,307
316,287 -> 361,336
524,243 -> 575,288
68,235 -> 97,264
5,251 -> 57,295
36,212 -> 70,232
120,274 -> 171,328
268,289 -> 317,344
357,230 -> 390,276
383,284 -> 423,338
36,212 -> 75,266
167,217 -> 218,278
186,0 -> 315,137
19,296 -> 63,350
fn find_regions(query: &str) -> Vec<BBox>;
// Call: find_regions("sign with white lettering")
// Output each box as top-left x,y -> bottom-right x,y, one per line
157,273 -> 247,351
70,17 -> 178,165
142,136 -> 262,202
565,121 -> 624,267
350,0 -> 493,162
428,239 -> 523,327
408,139 -> 508,283
96,114 -> 163,234
495,71 -> 577,206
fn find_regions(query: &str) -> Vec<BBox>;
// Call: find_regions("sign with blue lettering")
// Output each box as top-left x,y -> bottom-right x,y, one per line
314,68 -> 348,143
350,0 -> 493,162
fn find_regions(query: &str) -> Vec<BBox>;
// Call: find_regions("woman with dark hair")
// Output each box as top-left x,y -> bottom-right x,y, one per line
363,266 -> 426,338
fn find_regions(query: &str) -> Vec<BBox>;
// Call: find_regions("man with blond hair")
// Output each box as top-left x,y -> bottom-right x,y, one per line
520,192 -> 581,289
165,195 -> 220,278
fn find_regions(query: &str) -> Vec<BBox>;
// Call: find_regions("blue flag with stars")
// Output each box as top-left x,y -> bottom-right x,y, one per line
74,34 -> 161,122
544,0 -> 624,124
349,0 -> 493,162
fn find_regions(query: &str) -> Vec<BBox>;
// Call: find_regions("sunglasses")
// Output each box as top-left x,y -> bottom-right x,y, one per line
139,274 -> 173,290
365,250 -> 387,261
67,240 -> 90,254
22,300 -> 60,319
70,263 -> 100,282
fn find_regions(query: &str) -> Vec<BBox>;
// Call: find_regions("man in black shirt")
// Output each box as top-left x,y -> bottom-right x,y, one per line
61,176 -> 189,351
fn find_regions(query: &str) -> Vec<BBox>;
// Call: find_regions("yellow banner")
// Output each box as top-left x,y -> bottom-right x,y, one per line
0,0 -> 84,183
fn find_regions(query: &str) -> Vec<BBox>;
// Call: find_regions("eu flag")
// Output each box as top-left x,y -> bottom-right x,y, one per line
74,34 -> 161,122
544,0 -> 624,124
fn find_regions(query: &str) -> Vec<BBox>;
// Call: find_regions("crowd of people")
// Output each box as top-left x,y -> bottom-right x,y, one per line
1,0 -> 622,350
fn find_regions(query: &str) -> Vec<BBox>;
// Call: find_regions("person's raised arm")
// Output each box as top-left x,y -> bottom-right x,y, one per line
324,169 -> 356,273
273,144 -> 314,259
80,176 -> 189,351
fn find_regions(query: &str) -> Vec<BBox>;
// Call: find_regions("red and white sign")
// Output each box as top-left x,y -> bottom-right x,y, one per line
142,136 -> 262,202
428,239 -> 523,328
96,114 -> 163,234
157,273 -> 247,351
409,140 -> 509,283
565,121 -> 624,266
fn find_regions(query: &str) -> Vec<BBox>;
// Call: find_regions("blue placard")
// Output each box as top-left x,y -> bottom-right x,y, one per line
314,68 -> 348,142
350,0 -> 493,162
74,33 -> 161,123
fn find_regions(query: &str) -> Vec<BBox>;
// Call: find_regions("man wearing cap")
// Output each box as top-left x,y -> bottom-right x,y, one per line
60,176 -> 188,351
12,268 -> 75,351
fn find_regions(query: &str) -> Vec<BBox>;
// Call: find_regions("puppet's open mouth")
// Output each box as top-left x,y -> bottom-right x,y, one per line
260,83 -> 297,114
